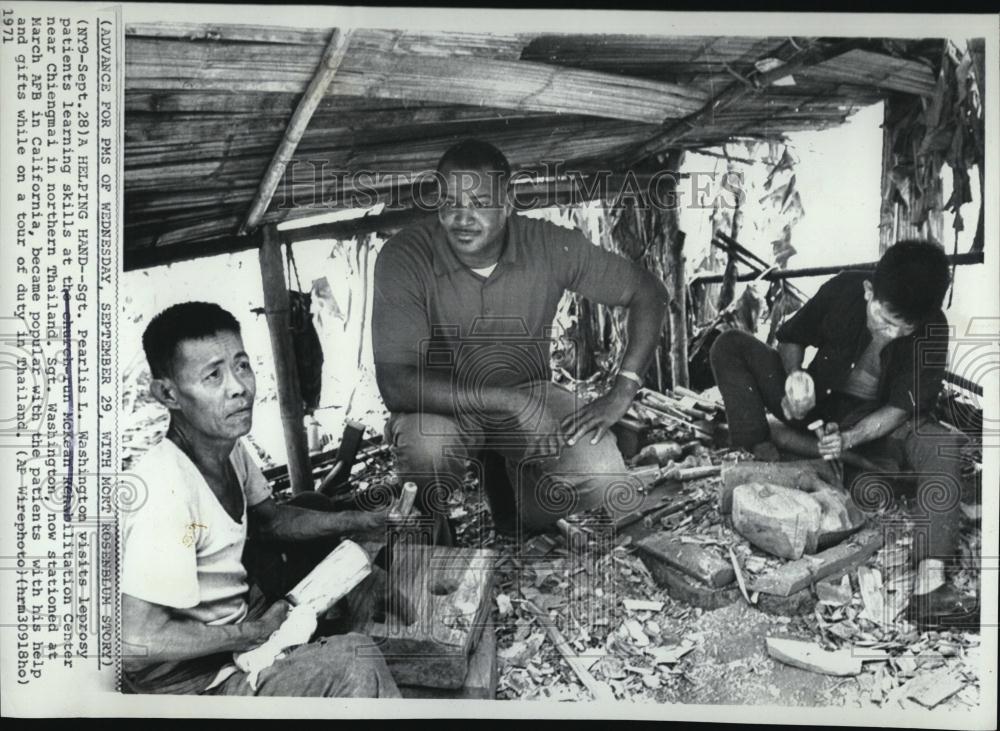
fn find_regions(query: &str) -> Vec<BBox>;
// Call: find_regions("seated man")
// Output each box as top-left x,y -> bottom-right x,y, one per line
372,139 -> 668,540
710,240 -> 972,627
122,302 -> 399,697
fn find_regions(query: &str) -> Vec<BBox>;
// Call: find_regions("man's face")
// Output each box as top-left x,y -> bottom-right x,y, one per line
437,166 -> 511,265
159,330 -> 256,442
863,281 -> 916,340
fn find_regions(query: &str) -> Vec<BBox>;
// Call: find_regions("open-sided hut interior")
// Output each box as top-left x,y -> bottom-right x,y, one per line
121,24 -> 987,704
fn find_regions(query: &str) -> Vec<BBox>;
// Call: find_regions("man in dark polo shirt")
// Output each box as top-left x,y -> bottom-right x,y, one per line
710,240 -> 972,627
372,139 -> 667,540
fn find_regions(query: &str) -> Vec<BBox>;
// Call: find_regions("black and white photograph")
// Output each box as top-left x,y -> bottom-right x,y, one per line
1,2 -> 997,723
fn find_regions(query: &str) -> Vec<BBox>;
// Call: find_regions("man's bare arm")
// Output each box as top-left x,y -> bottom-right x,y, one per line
122,593 -> 285,669
375,362 -> 523,418
777,342 -> 806,374
248,497 -> 384,543
821,404 -> 909,456
563,269 -> 668,444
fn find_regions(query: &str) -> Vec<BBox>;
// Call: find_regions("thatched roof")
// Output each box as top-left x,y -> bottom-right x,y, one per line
124,25 -> 945,270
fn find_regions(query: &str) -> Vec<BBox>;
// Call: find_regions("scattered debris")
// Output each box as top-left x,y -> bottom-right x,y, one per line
623,598 -> 665,612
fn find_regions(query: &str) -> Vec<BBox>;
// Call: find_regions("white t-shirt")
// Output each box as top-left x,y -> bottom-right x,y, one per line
122,438 -> 272,625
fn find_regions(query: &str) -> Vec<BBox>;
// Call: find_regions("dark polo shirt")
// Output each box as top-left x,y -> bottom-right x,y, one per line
373,214 -> 649,388
776,271 -> 949,417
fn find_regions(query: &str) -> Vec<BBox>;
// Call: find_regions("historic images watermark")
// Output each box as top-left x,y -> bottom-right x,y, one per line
276,163 -> 746,213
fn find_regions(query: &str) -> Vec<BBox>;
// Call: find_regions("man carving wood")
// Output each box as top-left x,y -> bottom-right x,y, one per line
709,241 -> 973,627
121,302 -> 401,696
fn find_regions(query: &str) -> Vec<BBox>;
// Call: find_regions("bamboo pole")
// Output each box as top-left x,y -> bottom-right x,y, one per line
690,250 -> 984,285
240,28 -> 353,235
258,225 -> 312,493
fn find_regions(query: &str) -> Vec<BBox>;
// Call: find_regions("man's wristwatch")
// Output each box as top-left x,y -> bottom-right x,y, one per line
618,369 -> 643,387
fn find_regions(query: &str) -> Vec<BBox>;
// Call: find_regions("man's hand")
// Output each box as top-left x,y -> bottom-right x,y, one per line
781,370 -> 816,421
561,388 -> 632,447
244,599 -> 291,648
817,427 -> 852,461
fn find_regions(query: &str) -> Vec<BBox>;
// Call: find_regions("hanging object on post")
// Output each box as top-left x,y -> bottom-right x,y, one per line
286,246 -> 324,413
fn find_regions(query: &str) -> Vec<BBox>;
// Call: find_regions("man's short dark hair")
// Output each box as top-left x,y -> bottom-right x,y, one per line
143,302 -> 242,378
872,239 -> 951,323
436,138 -> 512,185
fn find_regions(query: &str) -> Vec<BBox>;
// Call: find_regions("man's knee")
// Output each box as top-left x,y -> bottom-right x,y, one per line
281,634 -> 388,698
521,435 -> 634,522
709,328 -> 752,369
387,413 -> 472,473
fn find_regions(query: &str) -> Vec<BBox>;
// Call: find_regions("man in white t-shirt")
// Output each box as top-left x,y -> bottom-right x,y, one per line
122,301 -> 400,697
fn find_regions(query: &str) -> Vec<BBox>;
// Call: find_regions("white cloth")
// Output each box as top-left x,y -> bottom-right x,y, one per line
233,604 -> 319,690
121,438 -> 272,625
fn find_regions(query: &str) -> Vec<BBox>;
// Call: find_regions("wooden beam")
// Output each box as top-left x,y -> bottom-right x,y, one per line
240,28 -> 353,235
258,225 -> 312,494
620,39 -> 862,167
689,250 -> 984,285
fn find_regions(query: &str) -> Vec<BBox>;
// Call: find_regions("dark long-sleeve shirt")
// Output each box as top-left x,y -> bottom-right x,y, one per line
775,271 -> 949,418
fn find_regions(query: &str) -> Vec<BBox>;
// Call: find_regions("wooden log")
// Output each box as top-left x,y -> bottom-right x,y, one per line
241,28 -> 353,234
719,460 -> 835,514
399,623 -> 498,699
731,483 -> 822,560
258,225 -> 312,494
369,545 -> 497,689
751,527 -> 883,597
635,535 -> 735,588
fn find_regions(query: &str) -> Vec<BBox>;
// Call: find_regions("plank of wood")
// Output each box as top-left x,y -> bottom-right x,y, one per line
751,527 -> 883,597
522,600 -> 615,701
756,586 -> 817,617
639,559 -> 739,610
369,545 -> 497,689
857,566 -> 886,625
399,623 -> 498,699
903,667 -> 966,709
766,637 -> 862,676
636,534 -> 735,587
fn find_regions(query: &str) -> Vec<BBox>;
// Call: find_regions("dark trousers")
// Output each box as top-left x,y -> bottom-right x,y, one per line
385,382 -> 635,537
710,329 -> 968,561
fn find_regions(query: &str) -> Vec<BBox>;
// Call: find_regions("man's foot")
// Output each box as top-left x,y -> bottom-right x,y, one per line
905,584 -> 979,630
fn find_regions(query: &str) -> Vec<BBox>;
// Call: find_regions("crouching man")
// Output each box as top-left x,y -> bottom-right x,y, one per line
710,240 -> 972,627
372,139 -> 668,541
122,302 -> 400,697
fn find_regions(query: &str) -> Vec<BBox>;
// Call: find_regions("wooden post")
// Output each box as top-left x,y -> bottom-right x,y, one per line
258,225 -> 312,493
667,228 -> 689,389
878,99 -> 897,255
660,149 -> 689,390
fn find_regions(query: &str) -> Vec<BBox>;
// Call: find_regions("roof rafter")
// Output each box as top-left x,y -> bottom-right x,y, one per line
239,27 -> 353,235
